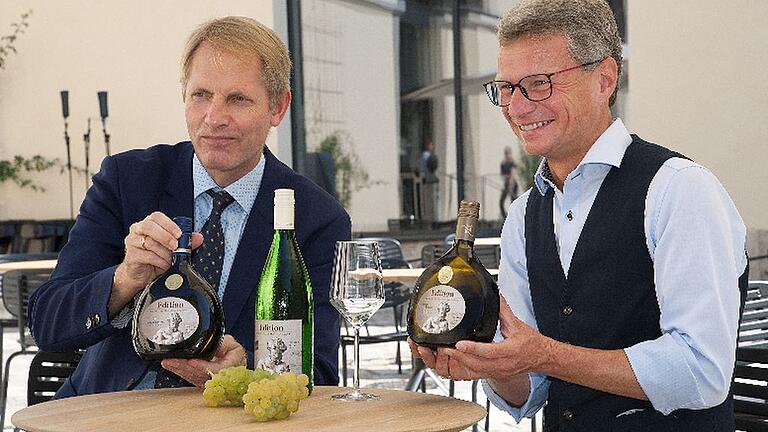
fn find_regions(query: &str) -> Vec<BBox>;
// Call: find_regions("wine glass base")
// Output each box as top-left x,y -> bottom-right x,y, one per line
331,389 -> 381,401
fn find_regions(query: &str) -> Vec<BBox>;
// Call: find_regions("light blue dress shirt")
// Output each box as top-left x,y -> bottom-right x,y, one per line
133,152 -> 266,390
191,154 -> 265,299
483,119 -> 747,419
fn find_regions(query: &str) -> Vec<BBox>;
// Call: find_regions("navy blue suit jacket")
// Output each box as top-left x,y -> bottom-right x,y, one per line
28,142 -> 350,397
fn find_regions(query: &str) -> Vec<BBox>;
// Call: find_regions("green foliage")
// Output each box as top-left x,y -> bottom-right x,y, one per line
0,155 -> 60,191
0,9 -> 33,70
517,151 -> 542,192
318,130 -> 382,208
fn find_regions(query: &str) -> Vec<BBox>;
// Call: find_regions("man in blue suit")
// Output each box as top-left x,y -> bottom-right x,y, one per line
28,16 -> 350,397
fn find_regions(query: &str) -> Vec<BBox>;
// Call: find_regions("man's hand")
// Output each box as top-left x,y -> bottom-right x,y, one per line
109,212 -> 203,316
409,294 -> 548,381
160,334 -> 247,388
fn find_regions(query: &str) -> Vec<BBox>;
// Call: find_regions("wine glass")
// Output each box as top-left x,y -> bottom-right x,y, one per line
330,240 -> 386,401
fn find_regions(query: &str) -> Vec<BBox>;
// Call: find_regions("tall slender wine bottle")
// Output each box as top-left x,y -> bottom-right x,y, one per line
132,216 -> 225,360
407,200 -> 499,347
255,189 -> 314,391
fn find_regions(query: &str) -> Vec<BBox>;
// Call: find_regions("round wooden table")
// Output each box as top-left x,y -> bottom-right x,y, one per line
12,386 -> 486,432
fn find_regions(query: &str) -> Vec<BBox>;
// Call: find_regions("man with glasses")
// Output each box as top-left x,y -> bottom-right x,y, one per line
409,0 -> 747,430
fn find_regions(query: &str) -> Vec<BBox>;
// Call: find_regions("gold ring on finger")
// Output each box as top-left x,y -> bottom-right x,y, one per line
141,235 -> 148,250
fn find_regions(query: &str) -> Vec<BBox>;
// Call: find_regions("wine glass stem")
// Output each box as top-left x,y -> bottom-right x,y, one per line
353,326 -> 361,391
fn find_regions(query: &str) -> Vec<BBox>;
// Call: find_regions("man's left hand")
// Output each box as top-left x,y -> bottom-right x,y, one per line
160,334 -> 247,388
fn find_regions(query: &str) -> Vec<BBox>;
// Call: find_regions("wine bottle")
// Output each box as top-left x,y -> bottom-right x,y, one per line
407,200 -> 500,347
255,189 -> 314,391
132,216 -> 225,360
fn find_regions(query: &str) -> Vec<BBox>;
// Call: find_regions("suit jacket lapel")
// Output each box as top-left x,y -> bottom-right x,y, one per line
222,149 -> 279,330
159,143 -> 195,223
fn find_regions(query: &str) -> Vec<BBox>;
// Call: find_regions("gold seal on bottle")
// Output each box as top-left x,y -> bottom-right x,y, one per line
438,266 -> 454,284
165,274 -> 183,290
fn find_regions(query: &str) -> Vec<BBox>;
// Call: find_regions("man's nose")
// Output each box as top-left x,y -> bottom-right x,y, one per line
505,88 -> 537,116
204,98 -> 229,128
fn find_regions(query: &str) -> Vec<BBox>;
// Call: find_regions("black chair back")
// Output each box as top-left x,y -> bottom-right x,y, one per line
1,269 -> 52,350
27,351 -> 82,405
734,346 -> 768,431
740,282 -> 768,348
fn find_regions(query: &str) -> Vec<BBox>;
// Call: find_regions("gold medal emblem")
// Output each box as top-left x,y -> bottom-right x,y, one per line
165,274 -> 183,290
437,266 -> 454,284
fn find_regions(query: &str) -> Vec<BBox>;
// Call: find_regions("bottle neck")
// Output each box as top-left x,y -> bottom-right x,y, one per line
173,231 -> 192,264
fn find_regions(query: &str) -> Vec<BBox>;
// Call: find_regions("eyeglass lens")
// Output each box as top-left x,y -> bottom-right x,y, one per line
488,75 -> 552,106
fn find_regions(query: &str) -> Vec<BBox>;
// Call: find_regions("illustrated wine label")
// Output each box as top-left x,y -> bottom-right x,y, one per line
139,297 -> 199,345
414,285 -> 466,334
254,320 -> 302,374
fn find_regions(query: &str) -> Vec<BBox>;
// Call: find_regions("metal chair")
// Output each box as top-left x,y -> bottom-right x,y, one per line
734,346 -> 768,431
0,268 -> 51,429
340,238 -> 412,386
739,281 -> 768,348
27,350 -> 82,406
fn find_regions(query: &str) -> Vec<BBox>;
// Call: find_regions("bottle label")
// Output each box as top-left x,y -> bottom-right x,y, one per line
414,285 -> 466,334
138,297 -> 200,345
165,274 -> 183,290
254,319 -> 302,374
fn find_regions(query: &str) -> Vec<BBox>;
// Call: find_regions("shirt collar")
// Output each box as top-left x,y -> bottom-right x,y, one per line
192,153 -> 266,216
534,118 -> 631,195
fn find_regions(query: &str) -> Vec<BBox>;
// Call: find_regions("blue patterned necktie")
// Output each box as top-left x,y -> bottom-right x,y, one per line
154,189 -> 235,389
193,189 -> 236,291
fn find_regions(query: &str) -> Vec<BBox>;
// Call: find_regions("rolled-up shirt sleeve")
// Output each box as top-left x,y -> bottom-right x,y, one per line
625,160 -> 746,414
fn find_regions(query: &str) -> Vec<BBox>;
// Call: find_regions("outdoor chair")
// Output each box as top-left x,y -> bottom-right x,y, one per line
27,350 -> 82,406
739,281 -> 768,348
734,346 -> 768,431
0,268 -> 51,429
339,238 -> 412,386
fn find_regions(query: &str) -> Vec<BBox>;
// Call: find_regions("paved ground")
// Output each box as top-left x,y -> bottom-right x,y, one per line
1,313 -> 540,431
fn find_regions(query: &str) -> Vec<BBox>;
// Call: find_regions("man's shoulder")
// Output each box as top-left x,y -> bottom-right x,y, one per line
265,150 -> 349,223
110,141 -> 192,165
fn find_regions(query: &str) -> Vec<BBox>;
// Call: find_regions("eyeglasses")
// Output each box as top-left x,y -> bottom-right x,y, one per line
482,59 -> 604,106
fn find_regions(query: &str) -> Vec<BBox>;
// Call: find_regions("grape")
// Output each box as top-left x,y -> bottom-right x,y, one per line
202,366 -> 273,407
203,366 -> 310,422
243,372 -> 310,421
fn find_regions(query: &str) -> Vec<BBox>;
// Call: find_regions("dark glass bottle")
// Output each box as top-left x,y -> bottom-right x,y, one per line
255,189 -> 314,392
407,200 -> 499,347
132,216 -> 225,360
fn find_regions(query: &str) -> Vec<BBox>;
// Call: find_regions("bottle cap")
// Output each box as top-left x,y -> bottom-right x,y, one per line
173,216 -> 193,233
458,200 -> 480,219
274,189 -> 295,230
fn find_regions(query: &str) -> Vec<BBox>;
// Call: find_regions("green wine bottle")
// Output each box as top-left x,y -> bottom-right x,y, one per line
255,189 -> 314,392
407,200 -> 500,348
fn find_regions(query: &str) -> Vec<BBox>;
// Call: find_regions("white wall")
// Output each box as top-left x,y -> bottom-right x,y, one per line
302,0 -> 400,232
627,0 -> 768,232
0,1 -> 276,220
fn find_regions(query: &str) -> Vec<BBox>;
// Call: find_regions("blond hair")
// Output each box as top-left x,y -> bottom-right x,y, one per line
497,0 -> 622,106
180,16 -> 292,108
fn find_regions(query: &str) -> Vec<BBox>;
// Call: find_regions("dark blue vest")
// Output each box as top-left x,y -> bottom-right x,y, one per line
524,136 -> 746,431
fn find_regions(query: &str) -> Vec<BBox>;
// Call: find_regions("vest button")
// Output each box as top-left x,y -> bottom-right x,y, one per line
561,305 -> 573,316
563,408 -> 574,421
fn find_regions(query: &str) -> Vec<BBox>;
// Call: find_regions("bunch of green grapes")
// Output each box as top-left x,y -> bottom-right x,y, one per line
242,372 -> 310,421
202,366 -> 273,407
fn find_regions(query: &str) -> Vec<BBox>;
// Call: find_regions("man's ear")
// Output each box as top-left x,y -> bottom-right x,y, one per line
270,91 -> 292,127
598,57 -> 619,102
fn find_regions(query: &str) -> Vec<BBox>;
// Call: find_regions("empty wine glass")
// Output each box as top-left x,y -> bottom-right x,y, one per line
330,240 -> 386,401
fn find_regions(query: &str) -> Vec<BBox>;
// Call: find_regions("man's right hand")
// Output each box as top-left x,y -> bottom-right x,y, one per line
108,212 -> 203,316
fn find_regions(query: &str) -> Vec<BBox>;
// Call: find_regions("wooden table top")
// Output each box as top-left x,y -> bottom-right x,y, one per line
12,386 -> 486,432
382,268 -> 498,283
0,259 -> 57,273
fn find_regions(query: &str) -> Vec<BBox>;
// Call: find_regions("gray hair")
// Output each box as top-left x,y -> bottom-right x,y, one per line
497,0 -> 622,106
